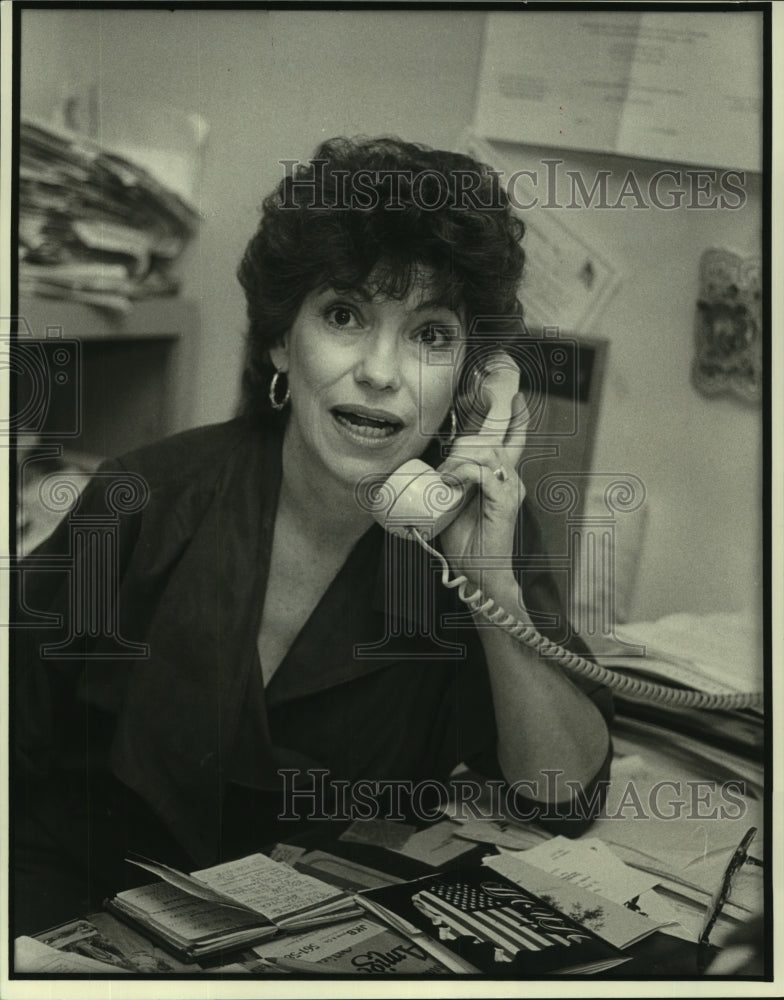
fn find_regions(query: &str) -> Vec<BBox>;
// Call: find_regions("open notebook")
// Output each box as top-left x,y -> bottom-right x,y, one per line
106,853 -> 362,962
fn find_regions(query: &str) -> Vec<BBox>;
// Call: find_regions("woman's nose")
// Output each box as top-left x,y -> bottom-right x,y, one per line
354,333 -> 401,391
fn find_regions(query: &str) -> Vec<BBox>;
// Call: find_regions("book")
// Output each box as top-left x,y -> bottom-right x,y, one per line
358,865 -> 629,975
105,852 -> 362,962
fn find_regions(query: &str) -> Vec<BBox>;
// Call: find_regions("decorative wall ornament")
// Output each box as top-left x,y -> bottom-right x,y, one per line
692,248 -> 762,404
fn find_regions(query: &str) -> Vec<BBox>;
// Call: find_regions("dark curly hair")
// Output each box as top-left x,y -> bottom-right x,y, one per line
237,136 -> 527,422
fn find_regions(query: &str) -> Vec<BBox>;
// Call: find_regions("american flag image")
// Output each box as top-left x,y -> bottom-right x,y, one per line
412,879 -> 565,963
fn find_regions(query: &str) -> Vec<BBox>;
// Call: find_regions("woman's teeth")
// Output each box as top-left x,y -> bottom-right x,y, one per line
333,410 -> 400,439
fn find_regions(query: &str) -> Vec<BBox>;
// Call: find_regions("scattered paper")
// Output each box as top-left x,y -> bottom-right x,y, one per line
392,821 -> 476,865
629,891 -> 696,942
296,851 -> 405,890
484,852 -> 669,949
14,936 -> 130,974
613,610 -> 763,696
254,917 -> 382,962
448,816 -> 550,851
252,916 -> 450,974
521,836 -> 659,904
269,843 -> 307,865
338,818 -> 477,865
339,818 -> 417,851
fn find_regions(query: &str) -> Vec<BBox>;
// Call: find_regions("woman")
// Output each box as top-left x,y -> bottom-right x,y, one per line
13,137 -> 612,936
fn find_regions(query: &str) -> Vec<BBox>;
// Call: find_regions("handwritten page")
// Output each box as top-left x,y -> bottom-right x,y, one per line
115,881 -> 265,937
192,853 -> 348,923
520,836 -> 659,904
127,855 -> 252,911
484,852 -> 667,949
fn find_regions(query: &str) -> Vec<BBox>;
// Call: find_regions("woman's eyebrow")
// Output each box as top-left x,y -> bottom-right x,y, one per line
412,296 -> 461,316
313,284 -> 372,302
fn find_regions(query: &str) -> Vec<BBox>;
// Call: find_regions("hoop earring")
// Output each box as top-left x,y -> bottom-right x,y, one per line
447,408 -> 457,448
269,369 -> 290,411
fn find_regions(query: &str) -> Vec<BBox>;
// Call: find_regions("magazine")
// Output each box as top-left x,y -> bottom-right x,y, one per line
358,865 -> 629,975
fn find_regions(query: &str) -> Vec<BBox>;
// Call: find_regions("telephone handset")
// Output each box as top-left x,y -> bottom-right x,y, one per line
371,355 -> 521,540
367,354 -> 762,713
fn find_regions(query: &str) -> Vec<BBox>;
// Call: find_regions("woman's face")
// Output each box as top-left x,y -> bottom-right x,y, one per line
270,277 -> 464,489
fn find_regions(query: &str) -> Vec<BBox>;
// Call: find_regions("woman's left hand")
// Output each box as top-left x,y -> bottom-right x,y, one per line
437,390 -> 530,595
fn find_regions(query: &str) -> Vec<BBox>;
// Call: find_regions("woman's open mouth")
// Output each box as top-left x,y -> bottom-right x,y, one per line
331,406 -> 404,443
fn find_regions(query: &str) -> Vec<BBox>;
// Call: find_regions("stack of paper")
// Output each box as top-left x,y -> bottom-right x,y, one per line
598,611 -> 764,705
19,118 -> 201,313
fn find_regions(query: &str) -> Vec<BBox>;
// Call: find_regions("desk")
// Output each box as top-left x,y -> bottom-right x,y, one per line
13,712 -> 766,980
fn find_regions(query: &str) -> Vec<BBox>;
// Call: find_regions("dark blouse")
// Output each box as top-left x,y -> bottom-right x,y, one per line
12,416 -> 612,931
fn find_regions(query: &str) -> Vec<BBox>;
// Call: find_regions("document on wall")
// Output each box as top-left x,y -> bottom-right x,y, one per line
474,11 -> 761,171
461,133 -> 620,332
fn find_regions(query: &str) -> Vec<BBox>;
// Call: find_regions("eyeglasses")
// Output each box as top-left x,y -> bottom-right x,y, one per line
697,825 -> 762,974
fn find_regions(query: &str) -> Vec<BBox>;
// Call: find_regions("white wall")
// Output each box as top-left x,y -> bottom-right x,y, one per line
490,142 -> 762,621
21,8 -> 486,424
19,8 -> 763,622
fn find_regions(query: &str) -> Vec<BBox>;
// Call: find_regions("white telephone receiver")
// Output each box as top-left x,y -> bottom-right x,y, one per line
363,354 -> 761,713
370,354 -> 521,539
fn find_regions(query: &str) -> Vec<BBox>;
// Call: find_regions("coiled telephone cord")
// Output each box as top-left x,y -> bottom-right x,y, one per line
412,529 -> 762,712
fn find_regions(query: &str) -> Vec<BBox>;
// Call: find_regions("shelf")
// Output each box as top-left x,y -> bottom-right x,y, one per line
13,294 -> 199,459
17,295 -> 198,342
